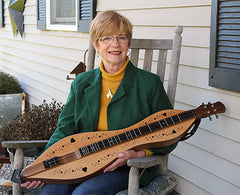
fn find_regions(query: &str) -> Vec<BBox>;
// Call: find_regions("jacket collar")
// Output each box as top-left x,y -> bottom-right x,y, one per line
110,61 -> 137,104
84,69 -> 101,130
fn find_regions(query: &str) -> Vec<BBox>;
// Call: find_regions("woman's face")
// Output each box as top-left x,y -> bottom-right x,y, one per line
94,33 -> 129,72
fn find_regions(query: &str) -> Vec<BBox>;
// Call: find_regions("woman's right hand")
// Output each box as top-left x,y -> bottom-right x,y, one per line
20,180 -> 45,189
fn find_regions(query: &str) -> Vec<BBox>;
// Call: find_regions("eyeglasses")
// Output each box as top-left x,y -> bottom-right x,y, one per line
98,35 -> 129,44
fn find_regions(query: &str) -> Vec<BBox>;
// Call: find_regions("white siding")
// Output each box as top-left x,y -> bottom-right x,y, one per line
0,0 -> 90,104
0,0 -> 239,194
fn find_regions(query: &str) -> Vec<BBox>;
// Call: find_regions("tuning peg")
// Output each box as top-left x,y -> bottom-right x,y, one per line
215,114 -> 219,119
202,102 -> 207,108
209,116 -> 212,121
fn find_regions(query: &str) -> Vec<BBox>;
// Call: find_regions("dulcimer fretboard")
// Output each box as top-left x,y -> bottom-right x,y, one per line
79,109 -> 195,156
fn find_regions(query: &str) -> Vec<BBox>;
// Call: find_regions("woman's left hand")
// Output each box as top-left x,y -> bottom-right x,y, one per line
104,150 -> 146,172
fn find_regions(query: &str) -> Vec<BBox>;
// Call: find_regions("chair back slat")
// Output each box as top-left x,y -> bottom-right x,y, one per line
130,48 -> 140,66
157,50 -> 168,83
143,49 -> 153,72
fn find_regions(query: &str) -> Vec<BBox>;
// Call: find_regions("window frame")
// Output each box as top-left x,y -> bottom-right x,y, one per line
37,0 -> 97,33
209,0 -> 240,93
46,0 -> 78,31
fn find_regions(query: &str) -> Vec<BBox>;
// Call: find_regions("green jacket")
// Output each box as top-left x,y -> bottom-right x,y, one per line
45,61 -> 177,186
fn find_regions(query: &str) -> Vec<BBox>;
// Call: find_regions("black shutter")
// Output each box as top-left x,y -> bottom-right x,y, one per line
77,0 -> 97,32
209,0 -> 240,92
0,0 -> 4,27
37,0 -> 46,30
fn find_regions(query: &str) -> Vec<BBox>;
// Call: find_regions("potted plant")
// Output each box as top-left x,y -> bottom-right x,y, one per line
0,71 -> 25,129
0,99 -> 63,142
0,71 -> 25,158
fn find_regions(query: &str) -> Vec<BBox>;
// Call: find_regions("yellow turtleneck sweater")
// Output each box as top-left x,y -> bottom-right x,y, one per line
97,57 -> 152,156
97,57 -> 129,131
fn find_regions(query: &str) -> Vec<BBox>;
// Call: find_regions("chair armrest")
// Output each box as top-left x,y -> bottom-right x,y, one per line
1,140 -> 48,149
127,155 -> 169,176
119,154 -> 176,195
127,155 -> 168,168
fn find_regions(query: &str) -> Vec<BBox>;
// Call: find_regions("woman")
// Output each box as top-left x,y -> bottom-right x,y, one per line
21,10 -> 177,194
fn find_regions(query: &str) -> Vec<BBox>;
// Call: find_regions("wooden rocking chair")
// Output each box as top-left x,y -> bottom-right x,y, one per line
2,26 -> 182,195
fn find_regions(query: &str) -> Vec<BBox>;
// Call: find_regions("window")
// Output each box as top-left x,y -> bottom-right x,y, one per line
209,0 -> 240,93
0,0 -> 4,27
37,0 -> 97,32
47,0 -> 77,31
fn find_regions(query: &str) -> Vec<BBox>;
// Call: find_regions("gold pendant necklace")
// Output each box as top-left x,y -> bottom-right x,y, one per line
104,80 -> 122,99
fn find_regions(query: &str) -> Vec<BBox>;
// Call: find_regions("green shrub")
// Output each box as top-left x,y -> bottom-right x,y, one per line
0,71 -> 22,94
0,99 -> 64,141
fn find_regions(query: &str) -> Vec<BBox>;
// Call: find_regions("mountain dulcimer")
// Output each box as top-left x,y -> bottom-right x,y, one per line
11,101 -> 225,184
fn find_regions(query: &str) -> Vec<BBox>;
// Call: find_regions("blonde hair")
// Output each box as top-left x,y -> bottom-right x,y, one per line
90,10 -> 132,45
